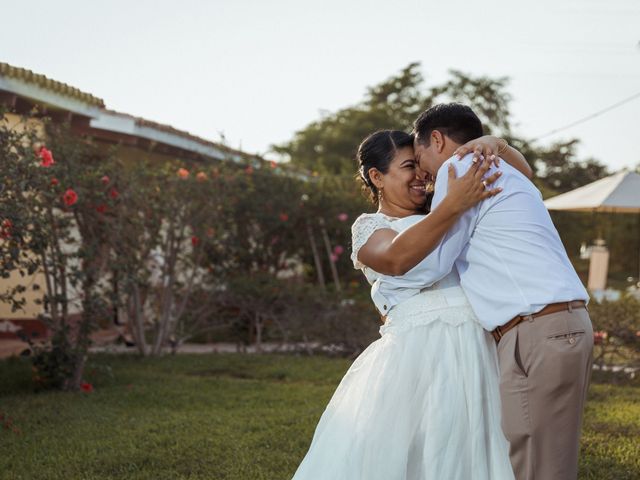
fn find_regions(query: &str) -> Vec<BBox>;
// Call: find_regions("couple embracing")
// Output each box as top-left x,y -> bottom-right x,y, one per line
291,103 -> 593,480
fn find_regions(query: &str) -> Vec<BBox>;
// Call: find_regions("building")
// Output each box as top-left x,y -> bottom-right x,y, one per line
0,62 -> 261,349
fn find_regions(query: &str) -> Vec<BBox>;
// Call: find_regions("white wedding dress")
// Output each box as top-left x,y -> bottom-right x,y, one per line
291,213 -> 515,480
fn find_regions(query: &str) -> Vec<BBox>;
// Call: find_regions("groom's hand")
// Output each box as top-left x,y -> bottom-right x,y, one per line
453,136 -> 507,167
446,159 -> 502,213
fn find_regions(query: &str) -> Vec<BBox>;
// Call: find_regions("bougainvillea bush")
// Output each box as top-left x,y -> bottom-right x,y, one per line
0,114 -> 114,390
1,110 -> 377,389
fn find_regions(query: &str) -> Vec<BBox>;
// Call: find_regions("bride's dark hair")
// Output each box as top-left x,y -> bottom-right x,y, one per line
356,130 -> 414,204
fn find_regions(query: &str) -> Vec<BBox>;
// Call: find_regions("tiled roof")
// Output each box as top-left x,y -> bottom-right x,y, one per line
0,62 -> 105,108
0,62 -> 264,165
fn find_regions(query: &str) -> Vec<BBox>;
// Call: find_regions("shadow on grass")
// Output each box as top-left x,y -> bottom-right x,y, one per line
0,355 -> 34,397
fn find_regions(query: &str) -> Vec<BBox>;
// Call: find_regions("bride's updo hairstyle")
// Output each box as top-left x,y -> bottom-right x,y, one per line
356,130 -> 414,204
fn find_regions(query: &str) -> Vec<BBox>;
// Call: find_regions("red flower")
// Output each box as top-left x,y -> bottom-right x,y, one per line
109,188 -> 119,199
80,382 -> 93,393
270,161 -> 277,169
39,147 -> 55,167
101,175 -> 110,185
96,204 -> 107,214
177,168 -> 189,179
62,188 -> 78,206
0,219 -> 12,239
191,236 -> 200,247
279,213 -> 289,222
50,177 -> 59,186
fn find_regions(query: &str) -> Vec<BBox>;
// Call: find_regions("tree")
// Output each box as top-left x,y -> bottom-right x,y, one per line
272,63 -> 514,175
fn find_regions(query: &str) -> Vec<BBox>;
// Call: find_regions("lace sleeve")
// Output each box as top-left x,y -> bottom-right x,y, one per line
350,214 -> 394,270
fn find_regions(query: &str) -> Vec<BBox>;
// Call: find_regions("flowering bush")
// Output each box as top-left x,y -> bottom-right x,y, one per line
1,114 -> 113,390
589,294 -> 640,367
2,107 -> 377,371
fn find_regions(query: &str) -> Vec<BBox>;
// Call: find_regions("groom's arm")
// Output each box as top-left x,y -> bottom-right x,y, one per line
377,157 -> 482,289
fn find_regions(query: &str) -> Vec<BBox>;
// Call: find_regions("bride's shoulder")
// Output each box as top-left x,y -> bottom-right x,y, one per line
351,212 -> 394,231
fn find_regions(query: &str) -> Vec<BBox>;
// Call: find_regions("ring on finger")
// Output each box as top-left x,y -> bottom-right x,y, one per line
482,180 -> 488,189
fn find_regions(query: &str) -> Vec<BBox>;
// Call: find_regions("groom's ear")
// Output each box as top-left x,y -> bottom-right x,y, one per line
431,130 -> 445,153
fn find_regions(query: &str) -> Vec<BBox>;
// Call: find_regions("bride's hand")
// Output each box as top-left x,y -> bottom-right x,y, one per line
444,159 -> 502,213
453,135 -> 508,167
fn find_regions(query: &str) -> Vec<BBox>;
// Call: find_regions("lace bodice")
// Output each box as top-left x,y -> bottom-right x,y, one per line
350,213 -> 399,271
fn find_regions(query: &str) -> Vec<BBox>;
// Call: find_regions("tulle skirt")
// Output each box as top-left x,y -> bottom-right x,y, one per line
291,289 -> 515,480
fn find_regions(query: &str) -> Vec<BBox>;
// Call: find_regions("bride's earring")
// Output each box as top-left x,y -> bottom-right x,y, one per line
378,186 -> 384,204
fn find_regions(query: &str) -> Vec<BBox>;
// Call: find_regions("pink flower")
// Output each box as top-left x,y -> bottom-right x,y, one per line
101,175 -> 110,185
39,147 -> 55,167
593,331 -> 608,345
177,168 -> 189,179
330,253 -> 339,263
63,189 -> 78,206
337,213 -> 349,222
80,382 -> 93,393
333,245 -> 344,255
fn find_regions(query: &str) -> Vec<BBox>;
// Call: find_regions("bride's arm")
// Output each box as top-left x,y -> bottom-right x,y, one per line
454,136 -> 533,179
358,160 -> 501,276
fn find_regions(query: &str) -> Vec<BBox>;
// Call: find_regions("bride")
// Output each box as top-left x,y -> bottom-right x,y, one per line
291,130 -> 532,480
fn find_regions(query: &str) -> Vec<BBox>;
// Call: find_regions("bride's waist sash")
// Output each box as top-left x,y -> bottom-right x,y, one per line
380,285 -> 479,335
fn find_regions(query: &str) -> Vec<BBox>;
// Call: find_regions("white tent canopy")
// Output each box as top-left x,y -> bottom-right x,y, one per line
543,169 -> 640,287
544,170 -> 640,213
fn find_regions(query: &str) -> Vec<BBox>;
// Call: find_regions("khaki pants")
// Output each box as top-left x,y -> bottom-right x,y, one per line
497,307 -> 594,480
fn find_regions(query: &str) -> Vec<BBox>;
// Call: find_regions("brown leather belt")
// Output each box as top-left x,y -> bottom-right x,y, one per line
491,300 -> 587,344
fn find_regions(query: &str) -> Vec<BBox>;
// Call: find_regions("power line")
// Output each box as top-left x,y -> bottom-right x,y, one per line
532,90 -> 640,141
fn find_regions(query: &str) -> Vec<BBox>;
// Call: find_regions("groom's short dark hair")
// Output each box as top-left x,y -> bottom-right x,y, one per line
413,103 -> 483,146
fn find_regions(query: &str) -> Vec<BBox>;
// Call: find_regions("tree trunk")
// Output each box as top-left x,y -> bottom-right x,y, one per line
254,313 -> 263,353
319,217 -> 341,292
130,283 -> 149,356
306,220 -> 326,290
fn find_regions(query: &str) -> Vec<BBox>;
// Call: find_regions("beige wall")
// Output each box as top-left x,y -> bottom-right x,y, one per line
0,269 -> 47,319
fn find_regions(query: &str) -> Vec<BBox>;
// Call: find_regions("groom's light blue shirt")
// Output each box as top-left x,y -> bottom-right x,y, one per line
371,154 -> 589,331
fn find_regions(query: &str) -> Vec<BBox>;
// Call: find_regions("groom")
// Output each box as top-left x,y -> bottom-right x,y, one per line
378,103 -> 593,479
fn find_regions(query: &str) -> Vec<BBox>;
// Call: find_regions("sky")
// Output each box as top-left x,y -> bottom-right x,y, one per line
1,0 -> 639,171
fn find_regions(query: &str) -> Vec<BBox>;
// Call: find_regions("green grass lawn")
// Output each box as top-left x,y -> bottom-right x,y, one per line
0,353 -> 638,480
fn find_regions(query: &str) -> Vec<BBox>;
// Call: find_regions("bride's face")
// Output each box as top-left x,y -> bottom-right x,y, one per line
376,146 -> 428,212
